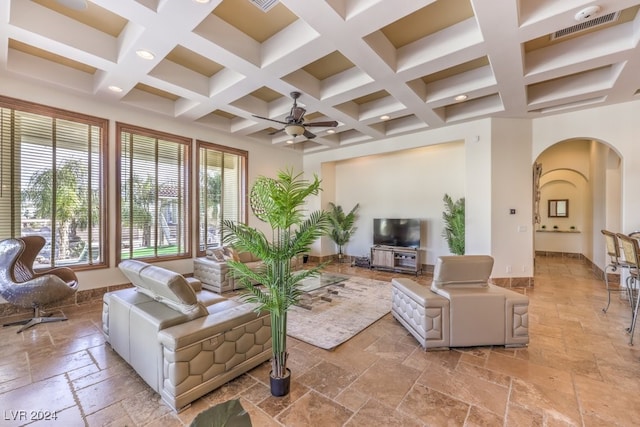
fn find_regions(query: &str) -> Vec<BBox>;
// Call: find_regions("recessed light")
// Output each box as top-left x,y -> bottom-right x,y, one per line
193,0 -> 210,3
380,115 -> 390,120
136,50 -> 155,60
286,140 -> 294,144
454,95 -> 468,102
108,85 -> 123,93
327,129 -> 336,134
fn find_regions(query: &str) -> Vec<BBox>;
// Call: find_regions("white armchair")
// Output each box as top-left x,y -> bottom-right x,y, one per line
392,255 -> 529,350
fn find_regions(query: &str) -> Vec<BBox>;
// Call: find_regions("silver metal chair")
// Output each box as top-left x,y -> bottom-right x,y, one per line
616,233 -> 640,345
601,230 -> 634,313
0,236 -> 79,333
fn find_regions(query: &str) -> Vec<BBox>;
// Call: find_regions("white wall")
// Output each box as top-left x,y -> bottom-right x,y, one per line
331,142 -> 465,266
0,75 -> 303,292
489,118 -> 534,277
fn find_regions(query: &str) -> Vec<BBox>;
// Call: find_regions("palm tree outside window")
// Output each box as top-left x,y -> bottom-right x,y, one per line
117,123 -> 190,262
0,96 -> 107,269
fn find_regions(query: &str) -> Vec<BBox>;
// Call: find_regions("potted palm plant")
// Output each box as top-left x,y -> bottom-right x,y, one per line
327,202 -> 360,262
222,169 -> 330,397
442,194 -> 465,255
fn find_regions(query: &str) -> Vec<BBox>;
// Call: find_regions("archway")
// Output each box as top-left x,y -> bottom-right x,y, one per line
533,138 -> 621,270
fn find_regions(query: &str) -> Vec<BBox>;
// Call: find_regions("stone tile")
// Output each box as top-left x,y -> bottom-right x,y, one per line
121,387 -> 173,426
505,403 -> 543,426
466,405 -> 505,427
398,382 -> 469,426
573,373 -> 640,426
276,390 -> 353,426
346,398 -> 422,426
416,361 -> 509,417
30,349 -> 95,382
297,361 -> 358,398
0,256 -> 637,426
347,358 -> 421,407
0,374 -> 76,416
486,352 -> 574,395
509,378 -> 581,425
75,371 -> 148,416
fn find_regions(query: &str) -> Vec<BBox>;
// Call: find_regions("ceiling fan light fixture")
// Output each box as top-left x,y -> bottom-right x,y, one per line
285,124 -> 305,137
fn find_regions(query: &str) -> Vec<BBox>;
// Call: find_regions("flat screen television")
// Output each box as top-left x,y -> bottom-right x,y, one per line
373,218 -> 421,248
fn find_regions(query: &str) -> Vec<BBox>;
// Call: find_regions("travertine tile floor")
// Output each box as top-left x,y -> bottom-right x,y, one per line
1,256 -> 639,426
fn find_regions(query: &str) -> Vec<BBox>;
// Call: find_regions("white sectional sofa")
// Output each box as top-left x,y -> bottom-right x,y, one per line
102,259 -> 271,411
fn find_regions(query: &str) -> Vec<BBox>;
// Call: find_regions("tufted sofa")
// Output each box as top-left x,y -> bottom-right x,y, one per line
391,255 -> 529,350
194,247 -> 300,294
193,247 -> 263,293
102,259 -> 271,412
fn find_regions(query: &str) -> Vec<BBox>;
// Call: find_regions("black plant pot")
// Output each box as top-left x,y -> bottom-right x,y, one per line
270,369 -> 291,397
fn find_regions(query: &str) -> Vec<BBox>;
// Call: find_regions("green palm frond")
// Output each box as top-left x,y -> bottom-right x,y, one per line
327,202 -> 360,254
220,169 -> 331,379
442,194 -> 465,255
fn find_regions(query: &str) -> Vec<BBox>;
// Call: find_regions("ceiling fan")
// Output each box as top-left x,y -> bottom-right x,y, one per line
253,92 -> 338,140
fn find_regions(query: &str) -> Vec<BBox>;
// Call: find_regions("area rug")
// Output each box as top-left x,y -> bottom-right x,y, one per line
286,275 -> 391,350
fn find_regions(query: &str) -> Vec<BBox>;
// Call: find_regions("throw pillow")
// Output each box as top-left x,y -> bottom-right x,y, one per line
206,248 -> 225,262
222,247 -> 240,262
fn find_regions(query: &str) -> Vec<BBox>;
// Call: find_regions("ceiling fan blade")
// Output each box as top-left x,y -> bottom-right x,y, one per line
252,115 -> 289,126
268,128 -> 285,135
291,106 -> 306,122
303,129 -> 316,139
304,120 -> 338,128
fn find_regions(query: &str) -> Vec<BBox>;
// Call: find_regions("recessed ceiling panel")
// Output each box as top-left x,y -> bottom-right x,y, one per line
381,0 -> 474,48
302,51 -> 355,80
9,39 -> 96,74
32,0 -> 127,36
166,46 -> 224,77
213,0 -> 297,43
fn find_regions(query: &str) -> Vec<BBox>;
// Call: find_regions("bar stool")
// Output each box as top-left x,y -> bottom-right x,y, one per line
616,233 -> 640,345
601,230 -> 634,313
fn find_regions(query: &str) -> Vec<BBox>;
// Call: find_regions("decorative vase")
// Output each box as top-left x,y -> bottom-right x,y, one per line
269,369 -> 291,397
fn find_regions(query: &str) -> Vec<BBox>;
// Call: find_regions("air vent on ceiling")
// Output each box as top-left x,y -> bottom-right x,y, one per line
248,0 -> 279,12
551,11 -> 620,39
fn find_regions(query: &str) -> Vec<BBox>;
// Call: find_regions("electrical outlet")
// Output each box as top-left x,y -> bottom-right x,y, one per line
506,265 -> 512,273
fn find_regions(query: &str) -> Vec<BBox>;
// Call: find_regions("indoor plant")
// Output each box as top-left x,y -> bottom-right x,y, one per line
327,202 -> 360,262
221,169 -> 330,396
442,194 -> 465,255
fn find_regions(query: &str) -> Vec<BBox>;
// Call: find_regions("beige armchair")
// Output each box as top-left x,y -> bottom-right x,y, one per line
0,236 -> 78,333
392,255 -> 529,349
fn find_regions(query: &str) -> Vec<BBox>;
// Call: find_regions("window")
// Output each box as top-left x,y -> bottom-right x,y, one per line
117,123 -> 191,262
0,96 -> 107,269
197,140 -> 247,254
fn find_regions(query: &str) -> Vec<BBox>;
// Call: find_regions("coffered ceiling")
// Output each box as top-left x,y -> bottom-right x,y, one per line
2,0 -> 640,152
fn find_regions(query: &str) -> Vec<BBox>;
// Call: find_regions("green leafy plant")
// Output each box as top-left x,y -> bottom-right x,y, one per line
327,202 -> 360,261
222,169 -> 331,388
442,194 -> 465,255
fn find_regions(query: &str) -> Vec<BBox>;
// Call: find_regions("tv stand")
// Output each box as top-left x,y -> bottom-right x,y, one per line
370,245 -> 420,275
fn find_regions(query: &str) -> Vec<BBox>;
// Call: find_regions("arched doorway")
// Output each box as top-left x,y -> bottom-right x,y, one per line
533,138 -> 622,270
